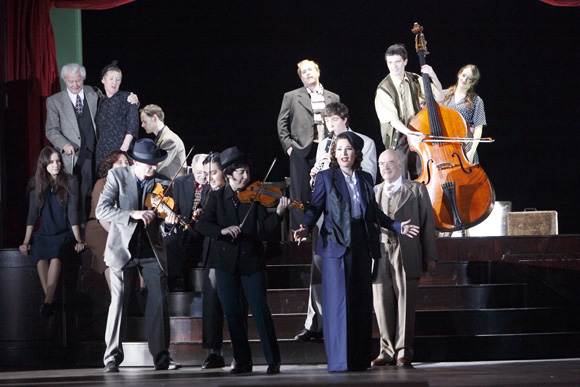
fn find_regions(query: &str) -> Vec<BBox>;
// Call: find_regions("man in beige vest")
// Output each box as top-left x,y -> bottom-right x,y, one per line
374,44 -> 442,179
371,149 -> 437,367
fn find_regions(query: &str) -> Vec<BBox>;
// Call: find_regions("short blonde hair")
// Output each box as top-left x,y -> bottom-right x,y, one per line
297,59 -> 320,77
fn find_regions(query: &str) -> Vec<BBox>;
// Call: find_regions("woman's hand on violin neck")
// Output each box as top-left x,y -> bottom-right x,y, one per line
221,225 -> 242,239
165,212 -> 179,226
294,225 -> 309,245
276,197 -> 291,216
401,219 -> 420,238
131,210 -> 157,226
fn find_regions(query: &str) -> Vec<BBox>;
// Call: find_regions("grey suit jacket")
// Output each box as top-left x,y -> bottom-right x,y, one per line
45,86 -> 99,174
374,179 -> 437,278
155,126 -> 186,180
277,87 -> 340,159
95,165 -> 169,273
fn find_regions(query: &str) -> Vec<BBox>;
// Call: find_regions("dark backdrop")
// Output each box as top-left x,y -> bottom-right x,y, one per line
81,0 -> 579,233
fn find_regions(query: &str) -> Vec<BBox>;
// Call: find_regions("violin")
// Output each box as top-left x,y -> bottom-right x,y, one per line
238,181 -> 304,211
145,183 -> 191,229
407,23 -> 495,232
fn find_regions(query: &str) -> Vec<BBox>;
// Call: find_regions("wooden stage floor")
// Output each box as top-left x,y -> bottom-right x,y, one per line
1,358 -> 579,386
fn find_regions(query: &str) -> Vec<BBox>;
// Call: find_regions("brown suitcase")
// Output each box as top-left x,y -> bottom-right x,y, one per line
507,209 -> 558,236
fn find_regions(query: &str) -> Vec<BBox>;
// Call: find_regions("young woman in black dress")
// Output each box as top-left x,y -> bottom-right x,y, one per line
19,147 -> 85,318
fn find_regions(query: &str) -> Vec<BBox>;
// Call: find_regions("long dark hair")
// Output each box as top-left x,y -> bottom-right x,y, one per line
30,147 -> 70,208
329,133 -> 363,171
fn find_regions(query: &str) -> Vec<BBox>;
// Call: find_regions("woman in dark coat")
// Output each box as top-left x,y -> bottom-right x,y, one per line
294,132 -> 419,372
198,147 -> 290,375
19,147 -> 85,318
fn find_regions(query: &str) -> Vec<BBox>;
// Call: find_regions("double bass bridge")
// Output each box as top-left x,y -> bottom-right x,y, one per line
436,161 -> 457,170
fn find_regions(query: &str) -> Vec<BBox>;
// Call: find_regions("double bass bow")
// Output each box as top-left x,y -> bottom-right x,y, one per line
407,23 -> 495,232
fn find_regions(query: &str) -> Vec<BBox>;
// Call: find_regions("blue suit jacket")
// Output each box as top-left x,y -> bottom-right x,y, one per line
303,168 -> 400,259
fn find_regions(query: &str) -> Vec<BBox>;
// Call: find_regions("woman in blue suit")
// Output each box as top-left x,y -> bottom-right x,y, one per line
294,132 -> 419,372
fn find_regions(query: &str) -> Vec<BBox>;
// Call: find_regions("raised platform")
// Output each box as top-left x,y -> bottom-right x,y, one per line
1,235 -> 579,369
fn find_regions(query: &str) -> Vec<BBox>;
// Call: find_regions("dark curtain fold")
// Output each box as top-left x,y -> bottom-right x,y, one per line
539,0 -> 580,5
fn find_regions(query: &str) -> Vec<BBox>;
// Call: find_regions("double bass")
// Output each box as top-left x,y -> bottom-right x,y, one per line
407,23 -> 495,232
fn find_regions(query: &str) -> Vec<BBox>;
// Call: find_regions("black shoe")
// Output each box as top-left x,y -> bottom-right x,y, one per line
155,358 -> 182,370
294,328 -> 322,341
202,353 -> 225,369
103,361 -> 119,373
267,362 -> 281,374
40,302 -> 55,319
230,362 -> 253,374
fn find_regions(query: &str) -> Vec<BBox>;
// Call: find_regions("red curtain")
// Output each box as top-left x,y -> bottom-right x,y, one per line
539,0 -> 580,5
2,0 -> 136,247
7,0 -> 136,97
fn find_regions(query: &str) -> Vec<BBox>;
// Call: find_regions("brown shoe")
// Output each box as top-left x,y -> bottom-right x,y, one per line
371,357 -> 396,366
396,358 -> 413,368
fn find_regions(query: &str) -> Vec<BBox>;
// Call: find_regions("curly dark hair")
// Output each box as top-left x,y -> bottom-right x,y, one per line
328,133 -> 363,172
97,150 -> 130,178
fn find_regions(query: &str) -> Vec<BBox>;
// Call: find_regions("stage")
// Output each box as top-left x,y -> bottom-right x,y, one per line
1,359 -> 580,386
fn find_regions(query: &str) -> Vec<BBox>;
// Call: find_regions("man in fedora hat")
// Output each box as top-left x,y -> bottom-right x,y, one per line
96,138 -> 182,372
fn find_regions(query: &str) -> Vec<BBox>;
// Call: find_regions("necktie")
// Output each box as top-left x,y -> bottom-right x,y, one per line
385,184 -> 395,197
399,81 -> 408,125
75,95 -> 83,116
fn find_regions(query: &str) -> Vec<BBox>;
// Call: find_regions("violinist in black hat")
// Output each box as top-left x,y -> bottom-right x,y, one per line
197,147 -> 290,374
293,131 -> 420,372
96,138 -> 182,372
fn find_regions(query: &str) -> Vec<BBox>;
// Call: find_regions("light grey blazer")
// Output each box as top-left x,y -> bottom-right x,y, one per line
95,165 -> 168,273
45,86 -> 99,174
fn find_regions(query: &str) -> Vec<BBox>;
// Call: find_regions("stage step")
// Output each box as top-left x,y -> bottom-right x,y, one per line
2,235 -> 580,368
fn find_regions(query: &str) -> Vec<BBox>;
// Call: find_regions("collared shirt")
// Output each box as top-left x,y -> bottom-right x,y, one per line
342,170 -> 362,219
386,176 -> 403,196
375,73 -> 427,126
67,88 -> 85,107
154,125 -> 166,143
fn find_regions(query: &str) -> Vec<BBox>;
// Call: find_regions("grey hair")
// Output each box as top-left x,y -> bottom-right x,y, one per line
60,63 -> 86,80
191,153 -> 208,169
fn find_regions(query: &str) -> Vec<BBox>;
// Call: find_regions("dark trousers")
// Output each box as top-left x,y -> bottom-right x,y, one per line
73,153 -> 94,222
289,147 -> 316,231
104,257 -> 171,367
202,266 -> 224,349
215,268 -> 280,365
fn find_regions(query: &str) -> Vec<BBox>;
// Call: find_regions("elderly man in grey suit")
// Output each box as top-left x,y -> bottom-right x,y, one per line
371,149 -> 437,368
140,104 -> 187,180
96,138 -> 182,372
46,63 -> 99,220
277,59 -> 340,231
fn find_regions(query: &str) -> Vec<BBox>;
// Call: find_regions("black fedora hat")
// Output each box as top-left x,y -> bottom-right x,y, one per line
339,131 -> 364,152
220,147 -> 247,169
127,138 -> 168,164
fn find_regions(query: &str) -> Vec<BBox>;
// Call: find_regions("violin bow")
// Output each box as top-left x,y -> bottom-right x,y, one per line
239,157 -> 277,228
421,136 -> 495,143
160,146 -> 195,198
151,145 -> 195,214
